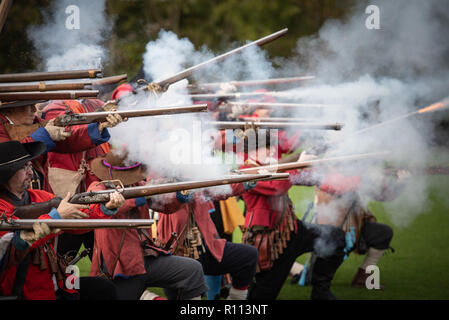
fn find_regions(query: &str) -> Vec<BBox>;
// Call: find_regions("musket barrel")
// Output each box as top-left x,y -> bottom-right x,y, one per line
188,76 -> 315,93
228,102 -> 342,109
240,117 -> 316,122
237,152 -> 389,174
0,82 -> 88,92
0,219 -> 154,231
0,69 -> 103,83
206,121 -> 343,130
155,29 -> 288,89
0,90 -> 99,101
91,74 -> 128,87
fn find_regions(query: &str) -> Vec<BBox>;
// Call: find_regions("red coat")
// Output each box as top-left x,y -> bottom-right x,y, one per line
42,100 -> 111,193
157,183 -> 247,262
89,181 -> 183,278
0,189 -> 111,300
0,105 -> 106,193
239,162 -> 301,229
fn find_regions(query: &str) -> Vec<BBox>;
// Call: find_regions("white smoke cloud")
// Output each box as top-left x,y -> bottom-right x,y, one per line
109,29 -> 278,185
28,0 -> 111,71
279,0 -> 449,228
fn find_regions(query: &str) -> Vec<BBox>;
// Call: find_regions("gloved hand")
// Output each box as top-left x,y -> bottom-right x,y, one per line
98,113 -> 125,133
44,119 -> 71,141
396,169 -> 411,182
19,222 -> 60,246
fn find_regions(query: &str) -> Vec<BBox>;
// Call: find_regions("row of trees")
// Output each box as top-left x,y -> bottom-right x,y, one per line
1,0 -> 355,77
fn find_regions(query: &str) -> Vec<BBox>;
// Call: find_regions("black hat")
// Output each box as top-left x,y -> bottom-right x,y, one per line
0,100 -> 46,110
0,141 -> 46,185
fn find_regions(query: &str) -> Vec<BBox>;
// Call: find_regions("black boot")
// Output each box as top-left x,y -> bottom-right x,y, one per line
310,256 -> 343,300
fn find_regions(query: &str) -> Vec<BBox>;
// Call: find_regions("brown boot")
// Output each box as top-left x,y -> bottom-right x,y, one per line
351,268 -> 385,289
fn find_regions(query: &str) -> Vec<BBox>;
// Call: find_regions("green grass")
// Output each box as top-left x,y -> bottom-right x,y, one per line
76,174 -> 449,300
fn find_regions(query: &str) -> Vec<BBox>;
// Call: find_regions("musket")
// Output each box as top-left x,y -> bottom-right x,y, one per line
68,173 -> 286,204
0,74 -> 128,93
187,76 -> 316,94
190,91 -> 279,101
384,166 -> 449,176
0,90 -> 99,101
351,97 -> 449,136
4,103 -> 209,141
0,0 -> 13,34
11,173 -> 288,219
206,121 -> 344,131
240,117 -> 317,123
0,69 -> 103,83
226,102 -> 343,109
140,29 -> 288,92
90,74 -> 128,88
0,219 -> 154,231
235,152 -> 389,174
50,103 -> 208,126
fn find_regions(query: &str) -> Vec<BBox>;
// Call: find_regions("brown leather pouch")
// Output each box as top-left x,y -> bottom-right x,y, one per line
253,232 -> 273,272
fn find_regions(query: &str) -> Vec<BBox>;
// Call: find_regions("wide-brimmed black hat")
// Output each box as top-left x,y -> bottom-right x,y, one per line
0,100 -> 46,110
0,140 -> 46,185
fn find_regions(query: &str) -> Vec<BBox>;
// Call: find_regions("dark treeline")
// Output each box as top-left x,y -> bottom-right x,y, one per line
0,0 -> 355,77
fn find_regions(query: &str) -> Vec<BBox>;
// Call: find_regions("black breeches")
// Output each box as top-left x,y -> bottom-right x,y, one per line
199,241 -> 258,289
248,220 -> 345,300
360,221 -> 394,250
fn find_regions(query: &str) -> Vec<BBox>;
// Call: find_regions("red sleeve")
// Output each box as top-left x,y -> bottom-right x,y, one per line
277,130 -> 302,156
319,172 -> 361,195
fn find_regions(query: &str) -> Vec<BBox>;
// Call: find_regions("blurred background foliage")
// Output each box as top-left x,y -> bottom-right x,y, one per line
0,0 -> 355,77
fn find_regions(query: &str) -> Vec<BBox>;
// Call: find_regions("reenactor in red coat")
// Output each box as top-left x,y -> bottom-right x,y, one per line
40,98 -> 123,262
238,131 -> 346,300
88,151 -> 208,300
0,141 -> 124,300
157,182 -> 259,300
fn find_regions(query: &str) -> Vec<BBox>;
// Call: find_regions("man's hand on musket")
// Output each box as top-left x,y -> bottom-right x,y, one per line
297,151 -> 317,163
396,169 -> 411,182
57,193 -> 90,219
44,118 -> 71,141
98,113 -> 126,133
20,222 -> 60,246
105,191 -> 125,210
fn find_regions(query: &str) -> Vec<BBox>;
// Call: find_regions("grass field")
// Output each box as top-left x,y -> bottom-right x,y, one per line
76,170 -> 449,300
